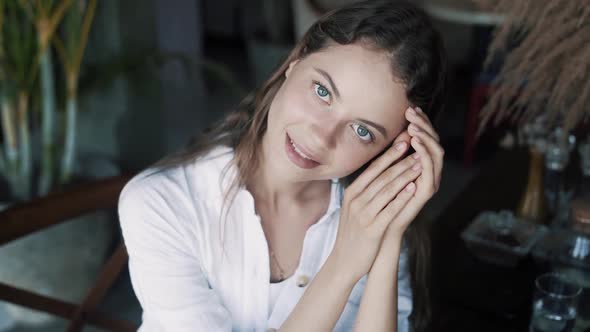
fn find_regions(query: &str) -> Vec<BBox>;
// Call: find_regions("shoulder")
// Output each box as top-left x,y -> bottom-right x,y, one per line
184,145 -> 236,201
119,145 -> 235,208
117,145 -> 236,241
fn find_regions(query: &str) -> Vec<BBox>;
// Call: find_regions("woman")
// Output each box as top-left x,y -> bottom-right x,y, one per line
118,0 -> 447,331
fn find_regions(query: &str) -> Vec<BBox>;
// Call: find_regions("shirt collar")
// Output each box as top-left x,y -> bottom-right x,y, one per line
240,178 -> 342,226
328,178 -> 342,211
314,178 -> 343,227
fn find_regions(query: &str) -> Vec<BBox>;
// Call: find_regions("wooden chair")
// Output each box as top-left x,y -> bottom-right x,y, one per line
0,175 -> 137,332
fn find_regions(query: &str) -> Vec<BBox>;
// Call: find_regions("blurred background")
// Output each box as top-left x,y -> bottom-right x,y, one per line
0,0 -> 588,331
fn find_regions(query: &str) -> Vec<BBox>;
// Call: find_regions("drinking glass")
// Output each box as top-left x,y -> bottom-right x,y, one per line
529,272 -> 582,332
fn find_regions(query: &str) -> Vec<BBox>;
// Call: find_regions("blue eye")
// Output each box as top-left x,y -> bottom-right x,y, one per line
314,82 -> 330,102
351,124 -> 374,142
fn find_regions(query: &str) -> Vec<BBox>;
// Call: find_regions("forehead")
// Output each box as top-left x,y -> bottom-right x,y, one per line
301,43 -> 409,136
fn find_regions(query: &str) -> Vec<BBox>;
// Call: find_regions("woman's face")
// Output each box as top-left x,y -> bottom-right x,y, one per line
264,43 -> 410,181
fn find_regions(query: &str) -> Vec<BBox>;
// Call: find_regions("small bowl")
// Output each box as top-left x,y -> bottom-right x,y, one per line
461,210 -> 548,267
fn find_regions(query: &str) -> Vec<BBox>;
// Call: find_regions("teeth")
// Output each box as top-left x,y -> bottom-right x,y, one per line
290,139 -> 314,161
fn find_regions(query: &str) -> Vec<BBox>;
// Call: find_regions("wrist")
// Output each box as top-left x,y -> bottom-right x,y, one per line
325,251 -> 366,286
375,234 -> 403,263
381,227 -> 404,251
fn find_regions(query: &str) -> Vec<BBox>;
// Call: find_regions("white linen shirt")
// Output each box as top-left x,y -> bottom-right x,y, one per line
118,145 -> 413,331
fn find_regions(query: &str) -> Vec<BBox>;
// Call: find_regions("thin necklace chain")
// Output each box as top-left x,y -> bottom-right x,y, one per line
269,245 -> 287,282
256,181 -> 333,283
258,211 -> 291,282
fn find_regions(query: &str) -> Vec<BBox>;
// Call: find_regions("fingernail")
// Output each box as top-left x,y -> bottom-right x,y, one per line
412,153 -> 421,160
395,142 -> 407,151
407,107 -> 416,115
413,136 -> 422,144
405,182 -> 416,192
410,124 -> 421,132
415,107 -> 422,113
412,162 -> 422,171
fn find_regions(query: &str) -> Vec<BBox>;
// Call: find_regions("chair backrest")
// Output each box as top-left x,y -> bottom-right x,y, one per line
0,175 -> 137,332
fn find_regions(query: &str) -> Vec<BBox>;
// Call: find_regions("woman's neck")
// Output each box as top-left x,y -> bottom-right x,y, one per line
247,151 -> 331,216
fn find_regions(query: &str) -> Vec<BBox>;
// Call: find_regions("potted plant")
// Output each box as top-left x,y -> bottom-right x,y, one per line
476,0 -> 589,131
0,1 -> 245,328
0,1 -> 122,328
474,0 -> 589,223
0,0 -> 98,199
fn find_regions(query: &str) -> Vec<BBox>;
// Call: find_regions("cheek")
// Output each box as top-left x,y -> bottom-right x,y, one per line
332,147 -> 372,177
274,80 -> 319,121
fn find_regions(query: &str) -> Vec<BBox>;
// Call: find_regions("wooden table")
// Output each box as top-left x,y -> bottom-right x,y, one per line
428,148 -> 544,331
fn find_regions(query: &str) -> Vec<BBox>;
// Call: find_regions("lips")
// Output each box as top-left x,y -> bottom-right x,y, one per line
288,133 -> 320,163
285,132 -> 321,169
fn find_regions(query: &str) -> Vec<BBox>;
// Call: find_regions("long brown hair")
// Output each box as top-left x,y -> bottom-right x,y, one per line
151,1 -> 447,330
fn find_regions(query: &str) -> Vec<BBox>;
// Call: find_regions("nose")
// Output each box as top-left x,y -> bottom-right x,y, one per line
310,118 -> 338,150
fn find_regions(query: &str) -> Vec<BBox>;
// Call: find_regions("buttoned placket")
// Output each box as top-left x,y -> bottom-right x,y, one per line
241,191 -> 272,331
265,179 -> 342,329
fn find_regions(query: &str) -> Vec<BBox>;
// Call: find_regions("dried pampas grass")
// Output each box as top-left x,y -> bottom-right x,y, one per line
475,0 -> 590,133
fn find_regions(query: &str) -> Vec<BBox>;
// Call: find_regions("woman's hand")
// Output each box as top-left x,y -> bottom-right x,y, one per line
330,125 -> 424,281
381,106 -> 444,245
351,108 -> 443,332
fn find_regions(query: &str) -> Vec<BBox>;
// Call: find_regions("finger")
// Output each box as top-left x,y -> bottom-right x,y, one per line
408,125 -> 443,162
408,123 -> 439,145
411,136 -> 436,199
408,129 -> 444,192
406,107 -> 439,142
389,190 -> 425,234
355,153 -> 420,209
371,181 -> 416,234
391,130 -> 412,161
364,162 -> 422,218
375,137 -> 433,232
410,107 -> 435,128
352,130 -> 413,205
345,140 -> 409,200
392,130 -> 411,147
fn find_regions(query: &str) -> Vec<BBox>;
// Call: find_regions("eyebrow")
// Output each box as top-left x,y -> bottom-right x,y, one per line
314,68 -> 341,99
356,118 -> 388,138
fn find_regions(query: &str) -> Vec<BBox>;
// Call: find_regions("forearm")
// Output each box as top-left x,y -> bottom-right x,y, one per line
353,235 -> 403,332
279,252 -> 359,332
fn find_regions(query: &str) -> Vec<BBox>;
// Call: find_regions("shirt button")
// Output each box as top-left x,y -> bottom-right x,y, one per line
296,274 -> 310,287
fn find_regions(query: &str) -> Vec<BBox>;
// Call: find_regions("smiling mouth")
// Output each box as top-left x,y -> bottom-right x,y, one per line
289,137 -> 317,162
285,132 -> 321,169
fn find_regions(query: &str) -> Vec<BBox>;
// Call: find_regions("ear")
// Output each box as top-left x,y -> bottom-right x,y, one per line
285,59 -> 300,78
